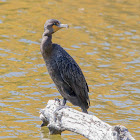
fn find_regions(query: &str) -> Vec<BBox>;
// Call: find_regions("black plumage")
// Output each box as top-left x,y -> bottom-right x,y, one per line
40,19 -> 90,113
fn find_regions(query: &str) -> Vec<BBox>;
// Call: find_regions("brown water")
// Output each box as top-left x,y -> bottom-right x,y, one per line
0,0 -> 140,139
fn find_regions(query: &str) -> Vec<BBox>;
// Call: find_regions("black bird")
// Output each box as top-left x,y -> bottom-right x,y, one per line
40,19 -> 90,113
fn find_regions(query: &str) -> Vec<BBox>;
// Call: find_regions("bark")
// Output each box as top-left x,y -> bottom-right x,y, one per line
39,99 -> 135,140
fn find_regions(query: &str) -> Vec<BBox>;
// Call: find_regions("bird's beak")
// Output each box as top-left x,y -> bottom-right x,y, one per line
52,24 -> 69,33
58,24 -> 69,28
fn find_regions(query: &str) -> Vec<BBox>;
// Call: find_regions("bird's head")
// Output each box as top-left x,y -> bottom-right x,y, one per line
43,19 -> 68,36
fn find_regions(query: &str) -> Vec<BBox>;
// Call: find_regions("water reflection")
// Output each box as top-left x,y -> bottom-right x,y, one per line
0,72 -> 27,78
19,38 -> 40,45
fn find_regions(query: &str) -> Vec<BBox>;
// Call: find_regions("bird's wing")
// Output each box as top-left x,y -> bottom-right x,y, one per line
55,55 -> 90,107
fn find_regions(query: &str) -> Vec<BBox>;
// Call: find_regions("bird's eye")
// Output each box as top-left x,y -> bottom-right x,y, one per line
53,22 -> 59,26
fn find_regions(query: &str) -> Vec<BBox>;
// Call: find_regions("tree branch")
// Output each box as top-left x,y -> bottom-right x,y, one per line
39,99 -> 135,140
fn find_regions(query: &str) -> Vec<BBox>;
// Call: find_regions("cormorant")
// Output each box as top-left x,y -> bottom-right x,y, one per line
40,19 -> 90,113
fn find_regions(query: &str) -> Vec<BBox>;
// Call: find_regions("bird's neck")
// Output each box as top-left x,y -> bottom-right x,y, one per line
40,32 -> 52,58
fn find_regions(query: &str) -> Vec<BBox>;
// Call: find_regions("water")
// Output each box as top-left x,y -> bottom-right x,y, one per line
0,0 -> 140,139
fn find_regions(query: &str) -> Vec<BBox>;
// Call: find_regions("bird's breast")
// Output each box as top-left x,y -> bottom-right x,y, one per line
46,59 -> 64,84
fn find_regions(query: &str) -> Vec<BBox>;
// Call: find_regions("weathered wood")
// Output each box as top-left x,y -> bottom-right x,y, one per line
39,99 -> 135,140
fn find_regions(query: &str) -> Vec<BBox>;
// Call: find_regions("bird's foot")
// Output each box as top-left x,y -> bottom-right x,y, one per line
54,98 -> 69,112
55,98 -> 60,102
55,98 -> 67,106
54,98 -> 62,106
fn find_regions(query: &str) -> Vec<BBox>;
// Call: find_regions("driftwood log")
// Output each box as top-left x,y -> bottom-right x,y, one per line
39,99 -> 135,140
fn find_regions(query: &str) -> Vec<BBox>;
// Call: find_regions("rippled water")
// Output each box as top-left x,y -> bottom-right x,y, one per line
0,0 -> 140,139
